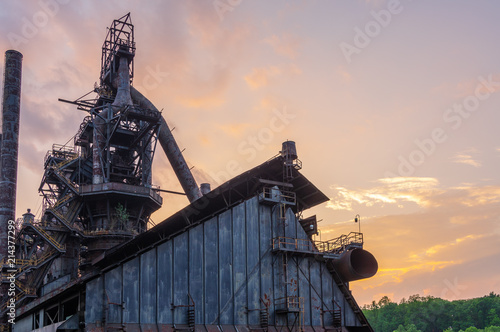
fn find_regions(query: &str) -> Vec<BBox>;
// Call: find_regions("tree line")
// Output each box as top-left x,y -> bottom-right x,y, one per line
361,292 -> 500,332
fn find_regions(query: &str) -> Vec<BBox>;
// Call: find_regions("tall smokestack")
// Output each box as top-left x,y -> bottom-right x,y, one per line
0,50 -> 23,322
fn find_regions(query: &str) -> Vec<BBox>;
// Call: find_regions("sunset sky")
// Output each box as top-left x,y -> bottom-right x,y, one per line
1,1 -> 499,306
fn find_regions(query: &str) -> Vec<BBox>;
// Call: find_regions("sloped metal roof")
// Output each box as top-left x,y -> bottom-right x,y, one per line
96,155 -> 329,268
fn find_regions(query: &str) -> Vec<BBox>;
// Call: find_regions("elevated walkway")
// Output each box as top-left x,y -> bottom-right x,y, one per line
271,232 -> 363,259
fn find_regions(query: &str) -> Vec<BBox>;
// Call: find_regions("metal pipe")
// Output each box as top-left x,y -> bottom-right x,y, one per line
200,183 -> 211,195
93,55 -> 136,184
92,107 -> 107,184
111,56 -> 133,110
0,50 -> 23,321
332,248 -> 378,282
130,86 -> 202,202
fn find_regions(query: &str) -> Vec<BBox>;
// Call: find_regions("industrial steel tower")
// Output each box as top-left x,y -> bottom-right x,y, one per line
1,13 -> 203,321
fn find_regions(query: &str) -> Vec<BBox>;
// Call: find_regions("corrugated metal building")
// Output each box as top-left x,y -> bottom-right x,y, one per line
13,156 -> 375,331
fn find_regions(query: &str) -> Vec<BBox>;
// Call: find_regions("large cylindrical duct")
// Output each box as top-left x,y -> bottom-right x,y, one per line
332,248 -> 378,282
112,56 -> 133,110
130,86 -> 202,202
0,50 -> 23,320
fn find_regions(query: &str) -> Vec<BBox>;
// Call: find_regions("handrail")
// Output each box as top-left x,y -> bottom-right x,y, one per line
52,193 -> 74,209
50,167 -> 79,192
272,232 -> 363,257
27,223 -> 66,252
15,280 -> 36,296
261,187 -> 296,204
274,296 -> 304,311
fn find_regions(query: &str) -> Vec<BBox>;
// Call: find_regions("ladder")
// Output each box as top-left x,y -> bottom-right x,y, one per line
259,298 -> 269,330
187,294 -> 195,330
172,294 -> 196,332
332,300 -> 342,328
274,296 -> 304,332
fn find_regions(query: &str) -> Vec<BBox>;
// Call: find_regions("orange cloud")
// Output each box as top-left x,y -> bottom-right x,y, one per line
245,66 -> 281,89
264,34 -> 303,59
244,64 -> 301,89
320,179 -> 500,305
451,148 -> 481,167
432,74 -> 500,99
326,177 -> 440,210
216,123 -> 252,138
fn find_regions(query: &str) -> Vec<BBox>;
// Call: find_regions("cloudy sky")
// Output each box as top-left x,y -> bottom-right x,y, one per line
1,0 -> 499,306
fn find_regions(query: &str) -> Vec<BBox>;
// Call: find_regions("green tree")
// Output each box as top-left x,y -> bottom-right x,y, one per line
394,323 -> 422,332
464,326 -> 480,332
485,326 -> 500,332
363,292 -> 500,332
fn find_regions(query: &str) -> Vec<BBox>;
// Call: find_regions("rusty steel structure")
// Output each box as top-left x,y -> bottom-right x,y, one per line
1,13 -> 378,332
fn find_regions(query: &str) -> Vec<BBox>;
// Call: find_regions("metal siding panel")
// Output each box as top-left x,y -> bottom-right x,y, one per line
285,207 -> 296,239
12,315 -> 32,332
296,216 -> 309,241
233,202 -> 247,325
321,263 -> 333,326
85,276 -> 104,323
310,261 -> 322,326
271,206 -> 285,327
286,255 -> 299,328
157,240 -> 173,324
189,224 -> 204,324
259,204 -> 274,324
105,266 -> 123,323
174,232 -> 189,324
287,256 -> 298,298
333,282 -> 344,327
343,295 -> 357,327
141,248 -> 157,323
272,205 -> 283,240
245,197 -> 260,326
123,257 -> 140,323
204,217 -> 218,324
219,209 -> 233,324
298,257 -> 311,326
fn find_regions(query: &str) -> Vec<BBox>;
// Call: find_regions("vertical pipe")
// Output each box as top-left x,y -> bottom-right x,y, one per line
92,110 -> 105,184
0,49 -> 23,322
111,56 -> 133,110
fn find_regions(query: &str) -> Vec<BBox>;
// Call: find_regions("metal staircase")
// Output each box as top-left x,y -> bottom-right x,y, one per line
46,199 -> 83,234
49,166 -> 79,194
24,222 -> 66,253
4,145 -> 82,312
12,251 -> 56,276
0,278 -> 37,314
